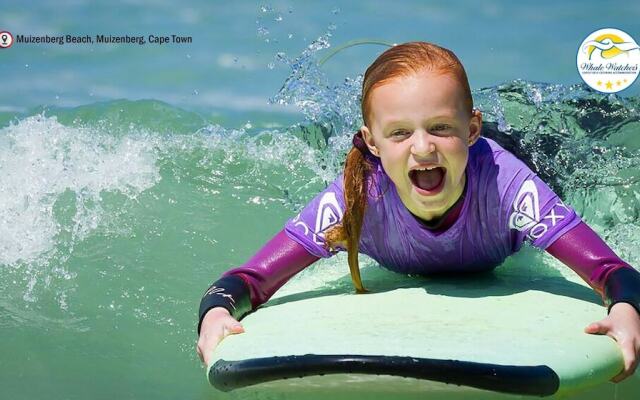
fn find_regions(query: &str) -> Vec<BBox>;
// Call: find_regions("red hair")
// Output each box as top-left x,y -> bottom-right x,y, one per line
323,42 -> 474,292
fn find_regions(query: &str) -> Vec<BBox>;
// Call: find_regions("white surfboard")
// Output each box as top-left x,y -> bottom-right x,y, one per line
207,262 -> 623,398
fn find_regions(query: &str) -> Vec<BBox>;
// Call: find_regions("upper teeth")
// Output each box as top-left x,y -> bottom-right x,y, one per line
415,166 -> 437,171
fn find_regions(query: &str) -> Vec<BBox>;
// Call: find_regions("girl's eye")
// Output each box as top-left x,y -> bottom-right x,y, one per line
391,130 -> 410,137
431,124 -> 450,131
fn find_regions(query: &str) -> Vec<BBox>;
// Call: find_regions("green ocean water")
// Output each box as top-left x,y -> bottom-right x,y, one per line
1,1 -> 640,399
2,79 -> 640,400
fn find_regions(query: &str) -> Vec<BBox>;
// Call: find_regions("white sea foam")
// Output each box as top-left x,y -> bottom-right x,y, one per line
0,114 -> 161,267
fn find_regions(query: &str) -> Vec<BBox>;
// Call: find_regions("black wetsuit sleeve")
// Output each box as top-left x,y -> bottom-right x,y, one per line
604,267 -> 640,316
197,275 -> 252,335
197,229 -> 319,335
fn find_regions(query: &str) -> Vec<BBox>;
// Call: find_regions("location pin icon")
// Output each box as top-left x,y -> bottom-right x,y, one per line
1,35 -> 7,45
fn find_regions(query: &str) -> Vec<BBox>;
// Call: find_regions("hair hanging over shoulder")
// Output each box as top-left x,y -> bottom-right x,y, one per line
323,41 -> 474,293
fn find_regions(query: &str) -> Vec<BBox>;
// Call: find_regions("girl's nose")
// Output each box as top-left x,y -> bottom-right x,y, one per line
411,130 -> 436,156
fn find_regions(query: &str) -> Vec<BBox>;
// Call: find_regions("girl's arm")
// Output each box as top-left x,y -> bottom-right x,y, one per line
545,221 -> 640,315
197,229 -> 319,334
546,221 -> 640,382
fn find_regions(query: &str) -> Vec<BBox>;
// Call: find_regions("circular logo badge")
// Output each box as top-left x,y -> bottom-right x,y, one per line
577,28 -> 640,93
0,31 -> 14,49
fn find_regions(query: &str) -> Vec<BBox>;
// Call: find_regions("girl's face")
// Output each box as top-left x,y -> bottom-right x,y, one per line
361,70 -> 482,221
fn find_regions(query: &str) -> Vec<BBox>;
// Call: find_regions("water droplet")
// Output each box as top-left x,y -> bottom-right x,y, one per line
257,26 -> 269,37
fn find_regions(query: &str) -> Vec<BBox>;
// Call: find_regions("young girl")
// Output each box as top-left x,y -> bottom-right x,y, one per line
196,42 -> 640,383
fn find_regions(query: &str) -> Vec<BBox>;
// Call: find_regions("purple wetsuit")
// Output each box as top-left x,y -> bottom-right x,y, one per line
285,137 -> 581,271
198,136 -> 640,333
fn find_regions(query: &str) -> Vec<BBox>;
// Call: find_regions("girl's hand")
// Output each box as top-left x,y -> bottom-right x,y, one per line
196,307 -> 245,367
584,302 -> 640,383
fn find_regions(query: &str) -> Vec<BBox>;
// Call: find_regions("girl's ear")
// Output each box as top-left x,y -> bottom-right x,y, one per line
468,109 -> 483,146
361,126 -> 379,156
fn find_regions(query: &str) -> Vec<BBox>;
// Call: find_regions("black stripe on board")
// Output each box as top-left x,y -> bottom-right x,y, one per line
209,354 -> 560,396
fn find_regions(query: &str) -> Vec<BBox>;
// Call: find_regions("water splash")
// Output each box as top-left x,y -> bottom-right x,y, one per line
0,114 -> 160,268
1,31 -> 639,334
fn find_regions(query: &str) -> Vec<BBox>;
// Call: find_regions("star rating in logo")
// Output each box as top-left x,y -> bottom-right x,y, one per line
596,79 -> 628,89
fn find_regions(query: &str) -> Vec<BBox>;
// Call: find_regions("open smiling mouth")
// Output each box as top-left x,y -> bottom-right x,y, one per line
408,167 -> 446,195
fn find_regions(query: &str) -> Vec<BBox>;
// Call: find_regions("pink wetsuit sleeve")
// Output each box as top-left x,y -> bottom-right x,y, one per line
545,221 -> 640,314
221,229 -> 320,310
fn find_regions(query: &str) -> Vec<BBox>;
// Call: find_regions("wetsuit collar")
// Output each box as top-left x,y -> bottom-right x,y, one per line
410,173 -> 468,232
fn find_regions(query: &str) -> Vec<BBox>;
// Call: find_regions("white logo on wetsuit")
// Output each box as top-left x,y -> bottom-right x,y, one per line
204,286 -> 236,310
509,179 -> 571,241
509,179 -> 548,240
290,191 -> 343,246
313,191 -> 343,245
292,212 -> 309,235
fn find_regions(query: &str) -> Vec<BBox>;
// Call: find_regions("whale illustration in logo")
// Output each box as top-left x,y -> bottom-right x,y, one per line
582,34 -> 639,60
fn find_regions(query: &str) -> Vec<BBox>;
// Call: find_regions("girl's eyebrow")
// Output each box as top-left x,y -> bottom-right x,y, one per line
382,119 -> 411,128
382,115 -> 457,128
